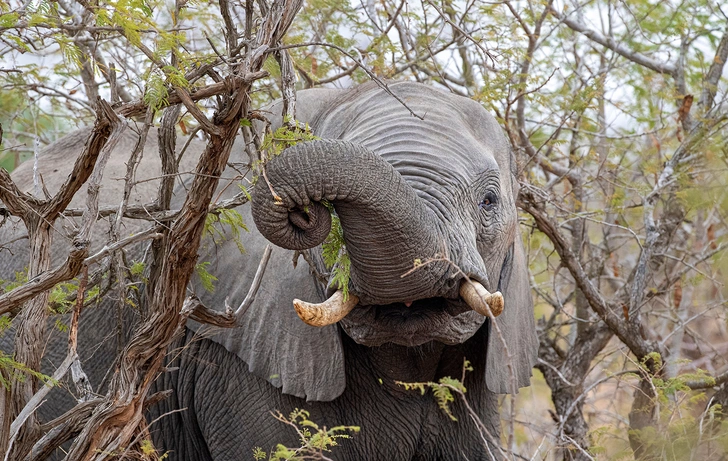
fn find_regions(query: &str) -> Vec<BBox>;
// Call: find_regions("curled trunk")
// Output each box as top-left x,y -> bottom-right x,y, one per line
252,140 -> 454,305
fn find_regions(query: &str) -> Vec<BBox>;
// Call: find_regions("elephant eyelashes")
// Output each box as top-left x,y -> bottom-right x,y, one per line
479,192 -> 498,211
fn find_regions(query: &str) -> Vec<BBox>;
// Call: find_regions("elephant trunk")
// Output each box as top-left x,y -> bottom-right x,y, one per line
252,139 -> 453,305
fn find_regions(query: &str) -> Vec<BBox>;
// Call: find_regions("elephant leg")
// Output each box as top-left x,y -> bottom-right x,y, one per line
415,326 -> 504,461
149,329 -> 308,460
419,388 -> 502,461
148,331 -> 215,460
149,329 -> 422,460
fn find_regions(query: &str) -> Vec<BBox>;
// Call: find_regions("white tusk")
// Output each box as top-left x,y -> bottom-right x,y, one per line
293,291 -> 359,327
459,280 -> 504,318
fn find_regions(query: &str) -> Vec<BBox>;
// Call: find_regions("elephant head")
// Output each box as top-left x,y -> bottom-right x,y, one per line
233,82 -> 537,396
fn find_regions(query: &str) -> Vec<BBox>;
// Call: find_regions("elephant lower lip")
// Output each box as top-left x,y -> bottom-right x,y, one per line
339,297 -> 486,347
372,298 -> 469,319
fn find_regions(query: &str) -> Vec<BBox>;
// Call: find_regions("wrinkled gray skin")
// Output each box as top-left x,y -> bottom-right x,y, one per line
0,82 -> 537,460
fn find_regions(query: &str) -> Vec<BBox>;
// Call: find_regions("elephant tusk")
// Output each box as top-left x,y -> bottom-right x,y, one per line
293,291 -> 359,327
459,280 -> 504,318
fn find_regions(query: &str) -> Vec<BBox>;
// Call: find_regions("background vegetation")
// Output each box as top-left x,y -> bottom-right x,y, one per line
0,0 -> 727,459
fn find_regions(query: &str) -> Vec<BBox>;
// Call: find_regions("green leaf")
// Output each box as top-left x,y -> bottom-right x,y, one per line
0,12 -> 19,27
195,261 -> 218,293
0,351 -> 56,390
130,261 -> 146,277
143,70 -> 169,111
321,207 -> 351,300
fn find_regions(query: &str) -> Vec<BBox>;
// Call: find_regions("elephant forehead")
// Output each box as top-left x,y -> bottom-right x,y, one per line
313,84 -> 503,178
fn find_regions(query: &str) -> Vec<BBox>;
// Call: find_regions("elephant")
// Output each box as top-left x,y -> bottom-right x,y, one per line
0,81 -> 537,460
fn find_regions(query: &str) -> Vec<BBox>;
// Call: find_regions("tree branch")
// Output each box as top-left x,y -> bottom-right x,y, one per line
549,7 -> 677,76
188,244 -> 272,327
699,23 -> 728,112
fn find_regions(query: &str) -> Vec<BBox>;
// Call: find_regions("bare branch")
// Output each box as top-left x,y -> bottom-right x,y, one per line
5,352 -> 77,461
519,185 -> 659,360
188,245 -> 272,327
275,42 -> 426,120
26,399 -> 102,461
549,7 -> 677,76
699,23 -> 728,112
117,72 -> 269,118
46,101 -> 125,221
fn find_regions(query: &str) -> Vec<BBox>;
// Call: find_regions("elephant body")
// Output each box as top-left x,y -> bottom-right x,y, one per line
151,326 -> 499,460
0,82 -> 537,460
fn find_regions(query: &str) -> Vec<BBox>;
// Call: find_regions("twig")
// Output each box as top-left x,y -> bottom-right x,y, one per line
85,228 -> 164,266
236,244 -> 273,316
117,72 -> 269,118
4,353 -> 77,461
556,370 -> 638,436
69,266 -> 94,402
536,358 -> 575,386
423,0 -> 496,66
519,187 -> 658,360
273,42 -> 426,120
549,7 -> 677,76
188,245 -> 273,327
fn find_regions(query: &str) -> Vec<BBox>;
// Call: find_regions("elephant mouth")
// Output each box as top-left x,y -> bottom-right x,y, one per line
291,279 -> 504,347
339,297 -> 487,347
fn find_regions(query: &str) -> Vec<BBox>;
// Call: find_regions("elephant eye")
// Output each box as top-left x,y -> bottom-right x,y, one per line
479,192 -> 497,211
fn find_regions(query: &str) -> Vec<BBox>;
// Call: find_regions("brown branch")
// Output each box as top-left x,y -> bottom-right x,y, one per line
174,87 -> 219,136
218,0 -> 238,55
117,72 -> 269,119
69,267 -> 94,402
549,7 -> 677,76
63,203 -> 175,221
4,99 -> 125,459
188,244 -> 272,327
209,190 -> 251,213
686,369 -> 728,390
250,0 -> 304,70
114,109 -> 154,234
0,168 -> 41,218
519,186 -> 659,361
44,101 -> 123,221
276,49 -> 297,126
0,248 -> 86,316
699,23 -> 728,112
62,1 -> 304,455
157,105 -> 182,211
63,189 -> 251,224
26,399 -> 102,461
537,322 -> 613,458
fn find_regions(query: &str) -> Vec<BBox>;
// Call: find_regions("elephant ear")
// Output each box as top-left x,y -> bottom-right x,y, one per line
485,238 -> 538,393
188,207 -> 345,402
